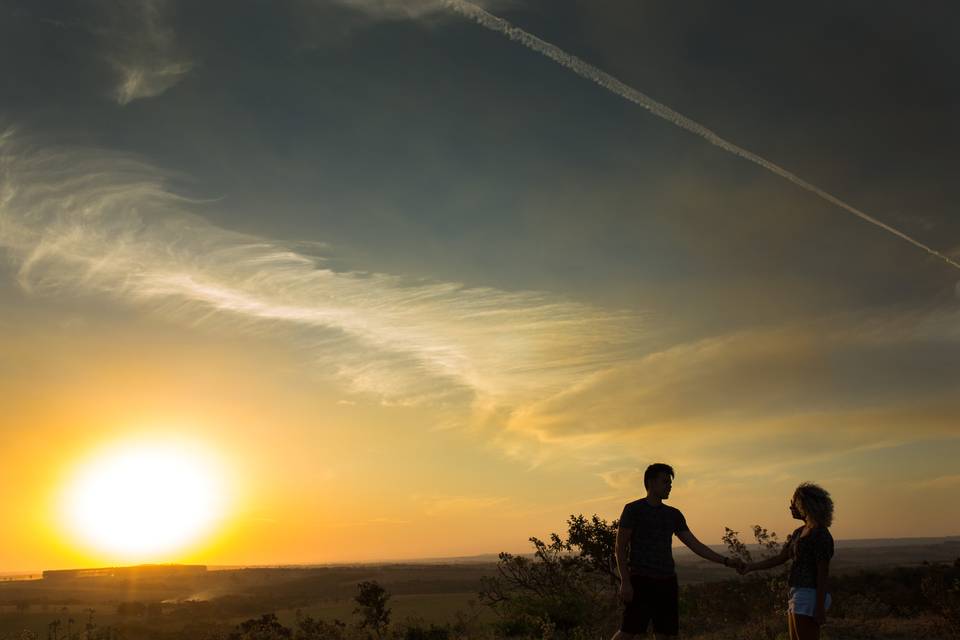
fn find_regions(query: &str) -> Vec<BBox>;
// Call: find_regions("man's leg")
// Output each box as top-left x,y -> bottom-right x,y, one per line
616,575 -> 651,640
650,575 -> 679,640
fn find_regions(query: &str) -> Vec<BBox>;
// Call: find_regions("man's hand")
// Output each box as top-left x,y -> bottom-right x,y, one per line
619,579 -> 634,604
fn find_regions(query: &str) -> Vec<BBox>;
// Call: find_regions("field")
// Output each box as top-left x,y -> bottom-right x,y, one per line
0,537 -> 957,639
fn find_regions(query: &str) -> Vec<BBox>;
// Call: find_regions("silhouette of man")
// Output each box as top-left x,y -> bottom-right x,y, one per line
612,463 -> 742,640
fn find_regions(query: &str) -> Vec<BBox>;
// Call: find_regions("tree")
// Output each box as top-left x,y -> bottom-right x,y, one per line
354,580 -> 391,639
227,613 -> 292,640
566,514 -> 619,582
293,613 -> 347,640
722,525 -> 782,565
479,514 -> 619,636
722,524 -> 789,628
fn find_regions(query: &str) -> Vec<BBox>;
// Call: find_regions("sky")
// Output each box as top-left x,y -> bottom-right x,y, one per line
1,0 -> 959,572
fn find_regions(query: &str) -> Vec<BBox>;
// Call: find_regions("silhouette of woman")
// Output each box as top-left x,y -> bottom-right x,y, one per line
740,483 -> 835,640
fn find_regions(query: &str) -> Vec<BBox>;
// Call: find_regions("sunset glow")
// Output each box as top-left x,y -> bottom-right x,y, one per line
1,1 -> 958,576
61,440 -> 227,562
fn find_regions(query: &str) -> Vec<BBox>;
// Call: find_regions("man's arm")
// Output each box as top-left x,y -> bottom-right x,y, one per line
615,526 -> 631,578
615,527 -> 633,602
676,529 -> 739,568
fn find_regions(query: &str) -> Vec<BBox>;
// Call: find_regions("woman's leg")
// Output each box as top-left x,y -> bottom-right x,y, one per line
787,613 -> 820,640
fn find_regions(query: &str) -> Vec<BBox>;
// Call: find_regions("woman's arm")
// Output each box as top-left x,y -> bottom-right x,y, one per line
814,558 -> 830,625
743,542 -> 792,572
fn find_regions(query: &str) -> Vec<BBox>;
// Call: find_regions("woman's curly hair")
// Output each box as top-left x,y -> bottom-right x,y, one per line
793,482 -> 834,527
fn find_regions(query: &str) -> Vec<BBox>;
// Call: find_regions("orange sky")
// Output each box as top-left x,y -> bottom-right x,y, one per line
2,303 -> 958,573
2,1 -> 960,573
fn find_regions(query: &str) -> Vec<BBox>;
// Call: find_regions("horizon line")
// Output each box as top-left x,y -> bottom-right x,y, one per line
4,533 -> 958,577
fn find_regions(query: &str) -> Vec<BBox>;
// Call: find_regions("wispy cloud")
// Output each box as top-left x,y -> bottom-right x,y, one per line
412,494 -> 509,516
95,0 -> 192,105
505,318 -> 960,442
332,517 -> 412,528
3,130 -> 957,472
913,474 -> 960,490
598,468 -> 644,491
0,130 -> 641,413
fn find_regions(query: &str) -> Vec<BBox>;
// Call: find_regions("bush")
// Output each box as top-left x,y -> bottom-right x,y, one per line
227,613 -> 292,640
354,580 -> 391,639
479,514 -> 619,638
392,617 -> 452,640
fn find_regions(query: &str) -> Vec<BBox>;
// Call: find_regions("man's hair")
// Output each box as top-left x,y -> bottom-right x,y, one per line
793,482 -> 834,527
643,463 -> 675,488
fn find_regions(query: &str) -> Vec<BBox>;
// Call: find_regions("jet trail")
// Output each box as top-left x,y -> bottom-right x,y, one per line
445,0 -> 960,272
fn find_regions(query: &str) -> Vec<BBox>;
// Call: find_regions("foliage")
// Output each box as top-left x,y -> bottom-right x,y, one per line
564,514 -> 618,582
391,616 -> 452,640
721,525 -> 789,619
919,558 -> 960,640
293,611 -> 348,640
478,514 -> 619,638
4,518 -> 960,640
354,581 -> 392,640
721,525 -> 782,565
226,614 -> 292,640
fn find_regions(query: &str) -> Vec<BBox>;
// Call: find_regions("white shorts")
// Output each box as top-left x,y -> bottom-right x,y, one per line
788,587 -> 831,617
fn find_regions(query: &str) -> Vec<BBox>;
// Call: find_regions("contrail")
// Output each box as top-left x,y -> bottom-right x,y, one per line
444,0 -> 960,272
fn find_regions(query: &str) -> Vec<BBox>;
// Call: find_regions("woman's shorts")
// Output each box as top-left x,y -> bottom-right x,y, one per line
788,587 -> 831,617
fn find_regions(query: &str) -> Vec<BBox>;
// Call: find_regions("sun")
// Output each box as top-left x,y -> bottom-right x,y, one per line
61,439 -> 228,561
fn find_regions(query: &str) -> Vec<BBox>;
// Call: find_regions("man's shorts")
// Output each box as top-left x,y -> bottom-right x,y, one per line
621,573 -> 679,636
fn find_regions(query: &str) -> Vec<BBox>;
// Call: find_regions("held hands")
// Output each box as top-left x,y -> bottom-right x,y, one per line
619,580 -> 634,604
723,557 -> 747,573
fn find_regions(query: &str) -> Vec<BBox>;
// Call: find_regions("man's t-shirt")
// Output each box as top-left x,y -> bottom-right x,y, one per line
619,499 -> 690,577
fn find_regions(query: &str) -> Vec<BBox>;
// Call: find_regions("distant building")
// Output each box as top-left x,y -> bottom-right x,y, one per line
42,564 -> 206,580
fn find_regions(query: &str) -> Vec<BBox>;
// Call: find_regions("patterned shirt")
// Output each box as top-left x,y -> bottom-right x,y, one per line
619,499 -> 690,576
787,526 -> 834,588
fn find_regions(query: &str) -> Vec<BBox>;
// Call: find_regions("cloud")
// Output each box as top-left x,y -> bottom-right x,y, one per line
913,474 -> 960,490
327,0 -> 512,21
479,308 -> 960,475
412,494 -> 509,516
598,468 -> 644,491
505,317 -> 960,442
2,129 -> 957,471
94,0 -> 192,104
0,130 -> 641,412
333,517 -> 412,527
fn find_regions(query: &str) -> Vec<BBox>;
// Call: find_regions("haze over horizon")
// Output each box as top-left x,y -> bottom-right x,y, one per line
2,0 -> 959,574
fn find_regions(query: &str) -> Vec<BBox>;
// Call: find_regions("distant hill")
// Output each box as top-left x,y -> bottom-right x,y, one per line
834,535 -> 960,548
5,536 -> 958,577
